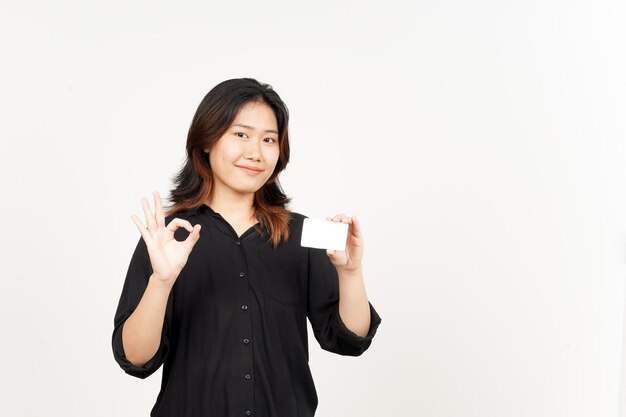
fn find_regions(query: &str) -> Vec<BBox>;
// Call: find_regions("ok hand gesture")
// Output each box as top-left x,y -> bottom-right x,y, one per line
131,191 -> 202,289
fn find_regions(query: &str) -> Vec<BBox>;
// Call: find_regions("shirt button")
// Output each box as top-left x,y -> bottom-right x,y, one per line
244,374 -> 251,380
239,272 -> 245,277
241,304 -> 248,311
235,240 -> 241,245
245,411 -> 252,416
243,338 -> 250,344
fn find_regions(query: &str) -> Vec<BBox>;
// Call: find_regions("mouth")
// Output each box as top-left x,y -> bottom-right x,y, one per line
236,165 -> 264,175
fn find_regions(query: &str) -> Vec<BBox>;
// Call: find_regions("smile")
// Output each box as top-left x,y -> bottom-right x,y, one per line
237,165 -> 264,175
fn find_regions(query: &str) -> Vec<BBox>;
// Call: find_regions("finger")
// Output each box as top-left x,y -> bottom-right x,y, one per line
182,224 -> 202,253
141,196 -> 157,234
326,249 -> 335,257
154,191 -> 165,229
331,213 -> 346,222
131,214 -> 151,243
166,218 -> 194,234
350,215 -> 363,239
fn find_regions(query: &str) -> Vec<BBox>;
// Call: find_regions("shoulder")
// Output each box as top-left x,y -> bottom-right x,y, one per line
163,206 -> 203,224
288,211 -> 309,229
289,211 -> 307,222
285,211 -> 310,246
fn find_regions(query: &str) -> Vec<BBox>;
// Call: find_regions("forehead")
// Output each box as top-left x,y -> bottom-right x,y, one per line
232,101 -> 277,129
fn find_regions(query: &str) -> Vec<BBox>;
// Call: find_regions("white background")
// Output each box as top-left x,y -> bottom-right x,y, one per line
1,1 -> 625,416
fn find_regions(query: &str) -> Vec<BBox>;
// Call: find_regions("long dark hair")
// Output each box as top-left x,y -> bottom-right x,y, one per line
165,78 -> 292,248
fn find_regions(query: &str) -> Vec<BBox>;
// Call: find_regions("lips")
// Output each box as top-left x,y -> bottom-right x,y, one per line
236,165 -> 263,174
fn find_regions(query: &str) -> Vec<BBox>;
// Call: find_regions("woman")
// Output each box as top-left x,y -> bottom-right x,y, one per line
112,78 -> 382,417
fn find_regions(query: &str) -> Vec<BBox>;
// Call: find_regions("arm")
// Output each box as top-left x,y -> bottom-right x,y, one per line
326,214 -> 372,337
112,191 -> 201,378
121,276 -> 173,366
122,191 -> 200,367
112,237 -> 174,378
337,266 -> 371,338
307,213 -> 381,356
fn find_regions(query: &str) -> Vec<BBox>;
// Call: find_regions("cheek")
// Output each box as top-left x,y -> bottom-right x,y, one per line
208,153 -> 221,169
211,143 -> 238,164
266,147 -> 280,166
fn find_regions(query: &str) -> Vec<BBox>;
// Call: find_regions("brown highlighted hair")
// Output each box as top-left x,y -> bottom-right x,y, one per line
165,78 -> 292,248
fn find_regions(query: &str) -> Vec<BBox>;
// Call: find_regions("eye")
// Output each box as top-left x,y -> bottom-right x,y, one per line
234,132 -> 248,139
264,137 -> 278,143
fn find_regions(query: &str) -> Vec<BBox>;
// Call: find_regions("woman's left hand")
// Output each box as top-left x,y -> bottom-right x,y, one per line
325,214 -> 364,272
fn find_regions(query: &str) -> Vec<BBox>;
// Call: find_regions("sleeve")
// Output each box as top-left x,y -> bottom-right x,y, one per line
306,247 -> 382,356
111,236 -> 173,379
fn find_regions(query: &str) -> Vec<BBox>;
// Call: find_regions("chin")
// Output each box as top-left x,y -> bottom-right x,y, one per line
233,185 -> 264,195
223,177 -> 270,195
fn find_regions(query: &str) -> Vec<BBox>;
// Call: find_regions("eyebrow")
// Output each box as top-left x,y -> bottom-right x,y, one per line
233,124 -> 279,135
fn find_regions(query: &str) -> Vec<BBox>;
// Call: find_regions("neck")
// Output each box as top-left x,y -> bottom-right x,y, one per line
206,187 -> 256,221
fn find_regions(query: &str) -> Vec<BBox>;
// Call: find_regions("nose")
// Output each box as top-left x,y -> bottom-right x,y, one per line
243,137 -> 262,161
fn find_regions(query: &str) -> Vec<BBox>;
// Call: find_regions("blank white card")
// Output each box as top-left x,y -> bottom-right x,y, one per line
300,218 -> 349,250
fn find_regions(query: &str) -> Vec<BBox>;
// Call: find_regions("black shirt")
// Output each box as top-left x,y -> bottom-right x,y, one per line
112,204 -> 382,417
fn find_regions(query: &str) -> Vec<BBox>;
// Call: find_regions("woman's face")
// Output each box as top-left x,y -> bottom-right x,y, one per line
204,101 -> 281,198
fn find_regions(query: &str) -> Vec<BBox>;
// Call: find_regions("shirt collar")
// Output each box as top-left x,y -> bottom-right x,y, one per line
182,203 -> 217,220
189,203 -> 269,238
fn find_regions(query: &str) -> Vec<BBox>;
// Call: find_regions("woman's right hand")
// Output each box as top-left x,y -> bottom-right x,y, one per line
131,191 -> 201,289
